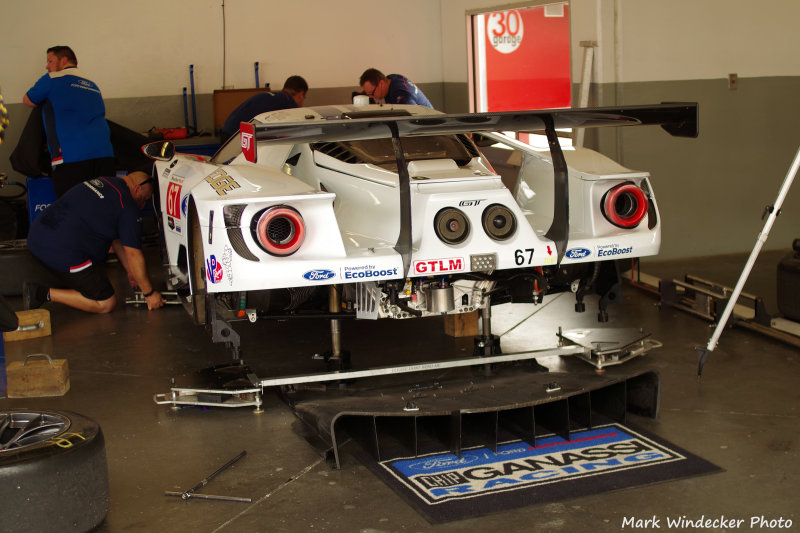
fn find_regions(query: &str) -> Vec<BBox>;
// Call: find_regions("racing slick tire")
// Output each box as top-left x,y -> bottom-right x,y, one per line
0,409 -> 110,533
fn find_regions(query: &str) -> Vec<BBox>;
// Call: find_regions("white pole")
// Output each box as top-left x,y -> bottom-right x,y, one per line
698,144 -> 800,375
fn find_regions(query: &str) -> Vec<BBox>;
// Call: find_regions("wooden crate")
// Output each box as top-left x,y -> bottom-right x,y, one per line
444,311 -> 479,337
6,354 -> 69,398
3,309 -> 51,342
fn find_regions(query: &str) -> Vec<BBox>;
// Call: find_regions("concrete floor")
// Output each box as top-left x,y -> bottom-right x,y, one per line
2,248 -> 798,532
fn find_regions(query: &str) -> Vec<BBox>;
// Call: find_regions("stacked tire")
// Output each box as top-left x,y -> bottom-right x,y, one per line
0,409 -> 109,532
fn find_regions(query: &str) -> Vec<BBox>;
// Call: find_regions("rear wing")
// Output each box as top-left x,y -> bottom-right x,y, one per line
244,103 -> 697,147
240,102 -> 698,275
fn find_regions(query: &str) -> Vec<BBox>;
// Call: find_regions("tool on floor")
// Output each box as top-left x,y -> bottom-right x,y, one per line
125,290 -> 181,305
696,143 -> 800,376
165,450 -> 251,503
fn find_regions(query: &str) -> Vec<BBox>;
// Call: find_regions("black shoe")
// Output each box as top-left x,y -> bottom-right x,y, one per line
22,281 -> 45,310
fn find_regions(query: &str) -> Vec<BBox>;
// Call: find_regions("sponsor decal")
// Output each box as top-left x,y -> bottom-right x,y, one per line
487,10 -> 524,54
205,169 -> 241,196
34,203 -> 51,214
181,195 -> 189,217
343,265 -> 400,280
382,425 -> 683,505
206,255 -> 224,284
303,269 -> 336,281
458,199 -> 486,207
565,248 -> 591,260
596,244 -> 633,257
167,216 -> 175,231
240,122 -> 256,163
166,182 -> 182,218
413,257 -> 464,275
221,245 -> 234,285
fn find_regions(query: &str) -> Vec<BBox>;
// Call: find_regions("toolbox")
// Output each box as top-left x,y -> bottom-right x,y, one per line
777,240 -> 800,322
3,309 -> 51,342
6,353 -> 70,398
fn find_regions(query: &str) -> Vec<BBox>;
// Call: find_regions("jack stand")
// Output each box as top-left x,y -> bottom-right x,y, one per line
474,294 -> 502,376
126,290 -> 182,305
313,285 -> 351,375
210,298 -> 242,360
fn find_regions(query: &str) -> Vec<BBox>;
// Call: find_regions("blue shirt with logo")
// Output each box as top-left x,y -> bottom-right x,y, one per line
26,68 -> 113,165
221,91 -> 298,139
386,74 -> 433,108
28,177 -> 142,273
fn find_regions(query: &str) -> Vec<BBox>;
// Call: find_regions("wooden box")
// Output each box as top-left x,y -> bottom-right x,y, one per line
6,354 -> 69,398
444,311 -> 480,337
3,309 -> 52,342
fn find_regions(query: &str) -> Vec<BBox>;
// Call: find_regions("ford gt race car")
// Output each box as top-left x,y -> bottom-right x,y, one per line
144,102 -> 697,358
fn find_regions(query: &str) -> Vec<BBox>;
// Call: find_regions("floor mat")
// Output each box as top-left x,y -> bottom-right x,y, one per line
357,423 -> 721,523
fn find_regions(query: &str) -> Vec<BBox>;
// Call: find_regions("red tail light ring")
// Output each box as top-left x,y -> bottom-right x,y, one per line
601,183 -> 648,228
253,206 -> 305,256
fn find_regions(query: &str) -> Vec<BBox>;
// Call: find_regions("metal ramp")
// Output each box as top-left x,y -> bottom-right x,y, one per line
283,367 -> 659,469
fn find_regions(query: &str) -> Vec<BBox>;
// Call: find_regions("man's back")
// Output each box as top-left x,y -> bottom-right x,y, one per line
221,91 -> 297,139
27,68 -> 112,164
28,177 -> 141,272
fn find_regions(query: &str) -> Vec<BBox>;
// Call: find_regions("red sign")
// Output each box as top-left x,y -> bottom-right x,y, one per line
484,5 -> 571,111
240,122 -> 256,163
166,182 -> 182,219
413,258 -> 465,275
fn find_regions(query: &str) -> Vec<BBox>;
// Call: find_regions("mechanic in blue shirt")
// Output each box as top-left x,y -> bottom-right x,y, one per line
220,75 -> 309,140
23,46 -> 115,197
23,171 -> 165,313
359,68 -> 433,108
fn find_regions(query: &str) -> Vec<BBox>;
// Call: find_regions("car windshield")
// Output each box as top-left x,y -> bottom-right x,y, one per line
313,135 -> 476,171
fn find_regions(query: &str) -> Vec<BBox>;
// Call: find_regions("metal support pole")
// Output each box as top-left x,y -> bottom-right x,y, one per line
329,284 -> 342,359
697,144 -> 800,375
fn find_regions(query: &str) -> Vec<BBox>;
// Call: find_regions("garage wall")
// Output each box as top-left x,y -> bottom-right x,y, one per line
2,0 -> 799,259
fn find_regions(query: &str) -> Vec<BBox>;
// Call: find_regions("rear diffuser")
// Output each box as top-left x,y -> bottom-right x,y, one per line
281,367 -> 659,469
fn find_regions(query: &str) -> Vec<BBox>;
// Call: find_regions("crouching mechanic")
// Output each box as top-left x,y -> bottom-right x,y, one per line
24,171 -> 165,313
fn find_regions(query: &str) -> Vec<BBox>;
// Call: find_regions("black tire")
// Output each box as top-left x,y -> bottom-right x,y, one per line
0,240 -> 61,296
0,409 -> 109,533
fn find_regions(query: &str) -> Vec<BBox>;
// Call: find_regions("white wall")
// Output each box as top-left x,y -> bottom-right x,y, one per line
1,0 -> 444,102
439,0 -> 800,89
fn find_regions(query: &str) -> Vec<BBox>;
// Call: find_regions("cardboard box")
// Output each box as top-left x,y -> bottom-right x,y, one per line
6,353 -> 69,398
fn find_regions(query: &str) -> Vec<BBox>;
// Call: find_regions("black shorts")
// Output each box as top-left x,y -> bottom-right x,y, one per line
51,263 -> 115,302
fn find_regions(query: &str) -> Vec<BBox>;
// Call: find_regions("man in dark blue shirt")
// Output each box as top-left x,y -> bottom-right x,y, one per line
23,46 -> 115,197
220,75 -> 309,140
359,68 -> 433,108
24,171 -> 165,313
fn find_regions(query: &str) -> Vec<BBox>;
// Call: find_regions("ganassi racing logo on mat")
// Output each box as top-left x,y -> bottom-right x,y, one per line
382,425 -> 684,504
206,255 -> 224,284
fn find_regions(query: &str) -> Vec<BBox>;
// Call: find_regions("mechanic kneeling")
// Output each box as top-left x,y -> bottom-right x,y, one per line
23,171 -> 165,313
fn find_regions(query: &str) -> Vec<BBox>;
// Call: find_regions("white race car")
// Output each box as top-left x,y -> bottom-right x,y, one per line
145,102 -> 696,357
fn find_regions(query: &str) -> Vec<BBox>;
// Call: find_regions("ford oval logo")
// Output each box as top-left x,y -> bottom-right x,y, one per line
565,248 -> 591,259
303,269 -> 336,281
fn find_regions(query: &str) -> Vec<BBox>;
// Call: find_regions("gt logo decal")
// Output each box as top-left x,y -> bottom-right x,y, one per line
166,182 -> 182,218
205,169 -> 241,196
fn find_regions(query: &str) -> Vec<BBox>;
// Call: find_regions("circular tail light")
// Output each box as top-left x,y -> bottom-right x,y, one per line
434,207 -> 470,245
252,206 -> 305,256
601,182 -> 648,228
482,204 -> 517,241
